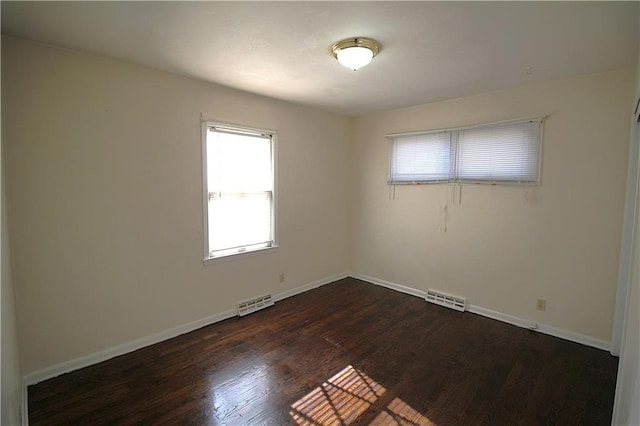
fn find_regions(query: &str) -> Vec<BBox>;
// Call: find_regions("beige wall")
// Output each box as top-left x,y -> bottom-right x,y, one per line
2,37 -> 351,375
352,69 -> 633,342
1,33 -> 23,425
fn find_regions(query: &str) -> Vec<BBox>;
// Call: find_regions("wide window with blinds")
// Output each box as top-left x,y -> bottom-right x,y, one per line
203,122 -> 276,260
388,118 -> 542,185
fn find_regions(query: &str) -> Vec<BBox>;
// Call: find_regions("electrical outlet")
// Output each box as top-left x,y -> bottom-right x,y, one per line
536,299 -> 546,311
279,273 -> 285,283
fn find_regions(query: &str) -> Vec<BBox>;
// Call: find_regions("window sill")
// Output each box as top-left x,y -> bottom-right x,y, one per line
202,245 -> 279,266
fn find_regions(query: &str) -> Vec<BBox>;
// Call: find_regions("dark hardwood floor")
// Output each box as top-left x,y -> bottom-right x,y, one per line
28,278 -> 618,425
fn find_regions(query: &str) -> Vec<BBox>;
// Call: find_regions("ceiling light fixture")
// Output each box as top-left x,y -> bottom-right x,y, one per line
331,37 -> 380,71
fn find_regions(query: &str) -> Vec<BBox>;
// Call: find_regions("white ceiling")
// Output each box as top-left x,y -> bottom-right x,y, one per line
2,1 -> 638,116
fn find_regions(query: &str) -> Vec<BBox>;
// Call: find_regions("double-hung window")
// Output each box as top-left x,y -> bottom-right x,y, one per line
203,122 -> 276,260
388,118 -> 542,185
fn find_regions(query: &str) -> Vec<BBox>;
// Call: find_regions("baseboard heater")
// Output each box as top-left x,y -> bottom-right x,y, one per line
237,294 -> 274,316
426,289 -> 467,312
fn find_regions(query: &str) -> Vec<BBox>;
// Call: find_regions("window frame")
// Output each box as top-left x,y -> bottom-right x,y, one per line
387,117 -> 543,186
201,119 -> 278,264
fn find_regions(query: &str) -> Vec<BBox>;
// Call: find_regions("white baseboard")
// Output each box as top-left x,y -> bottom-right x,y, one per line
273,271 -> 350,302
350,272 -> 426,299
467,304 -> 538,329
24,271 -> 351,387
351,273 -> 611,352
535,323 -> 611,351
467,305 -> 610,351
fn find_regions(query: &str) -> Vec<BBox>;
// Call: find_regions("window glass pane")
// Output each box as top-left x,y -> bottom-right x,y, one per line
389,132 -> 451,183
207,130 -> 272,192
208,192 -> 273,256
205,126 -> 275,258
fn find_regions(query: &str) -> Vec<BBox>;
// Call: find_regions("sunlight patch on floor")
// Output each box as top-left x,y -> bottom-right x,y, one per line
289,365 -> 436,425
289,365 -> 386,425
370,397 -> 436,426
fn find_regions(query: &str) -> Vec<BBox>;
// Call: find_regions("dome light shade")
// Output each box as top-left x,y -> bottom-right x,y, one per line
331,37 -> 380,71
336,46 -> 374,71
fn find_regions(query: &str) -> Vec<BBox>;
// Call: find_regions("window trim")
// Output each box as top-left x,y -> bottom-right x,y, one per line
387,117 -> 544,186
201,119 -> 278,264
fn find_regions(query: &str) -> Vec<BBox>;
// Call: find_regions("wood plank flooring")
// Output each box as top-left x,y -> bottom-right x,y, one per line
28,278 -> 618,425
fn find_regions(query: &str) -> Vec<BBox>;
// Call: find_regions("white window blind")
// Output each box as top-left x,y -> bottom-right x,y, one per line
456,121 -> 540,183
204,124 -> 275,259
388,118 -> 542,185
389,132 -> 451,183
